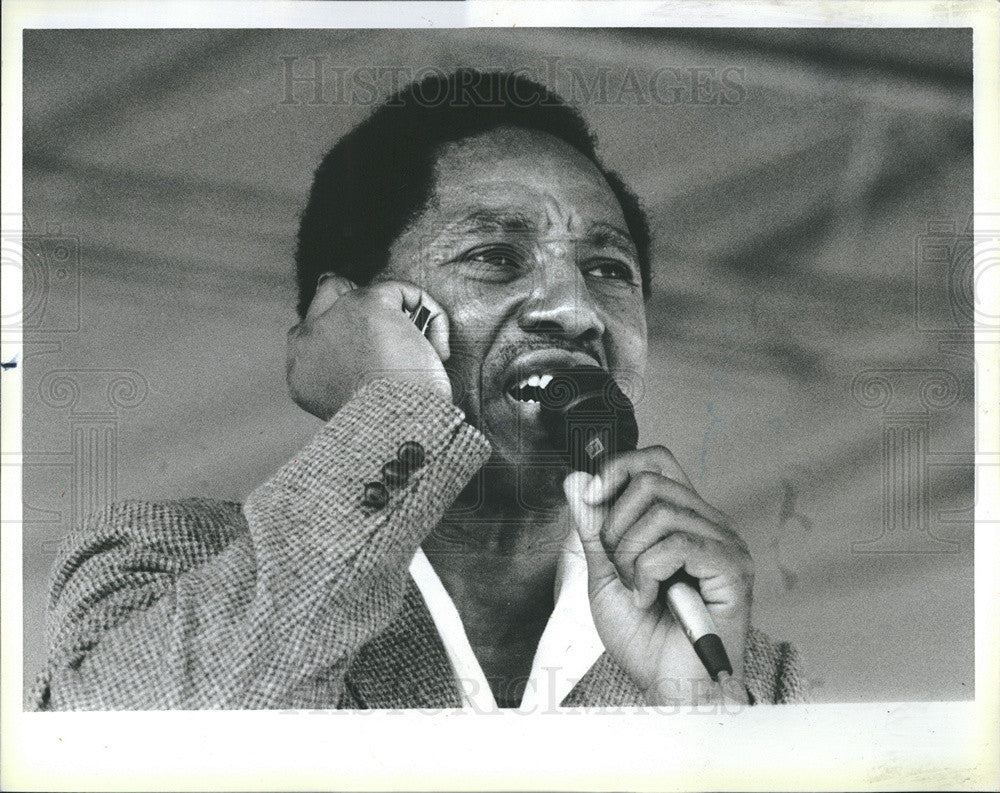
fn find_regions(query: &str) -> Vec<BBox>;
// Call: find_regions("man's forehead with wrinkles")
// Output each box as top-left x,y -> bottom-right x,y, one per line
395,126 -> 636,254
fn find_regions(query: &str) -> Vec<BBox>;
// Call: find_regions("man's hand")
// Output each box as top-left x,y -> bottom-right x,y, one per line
287,274 -> 452,421
564,446 -> 753,707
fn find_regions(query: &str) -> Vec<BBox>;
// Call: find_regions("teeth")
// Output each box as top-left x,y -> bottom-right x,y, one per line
514,373 -> 553,391
509,372 -> 557,403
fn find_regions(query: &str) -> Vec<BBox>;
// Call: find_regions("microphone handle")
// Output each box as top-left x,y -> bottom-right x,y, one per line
659,572 -> 733,682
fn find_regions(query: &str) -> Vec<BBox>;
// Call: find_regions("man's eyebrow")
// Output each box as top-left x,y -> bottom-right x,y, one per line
439,212 -> 637,259
584,221 -> 638,259
451,209 -> 536,235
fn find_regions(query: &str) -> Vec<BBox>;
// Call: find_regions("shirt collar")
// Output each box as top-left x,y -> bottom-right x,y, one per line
409,528 -> 604,713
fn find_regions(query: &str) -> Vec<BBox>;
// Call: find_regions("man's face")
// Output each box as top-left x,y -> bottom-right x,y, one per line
381,126 -> 648,497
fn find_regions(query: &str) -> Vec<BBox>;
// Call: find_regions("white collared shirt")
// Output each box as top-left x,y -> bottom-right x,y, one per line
408,529 -> 605,713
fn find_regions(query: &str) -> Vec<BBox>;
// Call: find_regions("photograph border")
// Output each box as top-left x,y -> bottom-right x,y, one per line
2,2 -> 998,791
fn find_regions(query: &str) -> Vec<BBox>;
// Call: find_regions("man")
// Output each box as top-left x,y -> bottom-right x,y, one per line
34,71 -> 803,710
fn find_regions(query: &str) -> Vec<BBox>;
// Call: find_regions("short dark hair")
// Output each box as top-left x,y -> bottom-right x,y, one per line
294,69 -> 652,319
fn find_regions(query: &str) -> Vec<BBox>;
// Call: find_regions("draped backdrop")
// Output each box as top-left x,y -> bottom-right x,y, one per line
20,28 -> 973,703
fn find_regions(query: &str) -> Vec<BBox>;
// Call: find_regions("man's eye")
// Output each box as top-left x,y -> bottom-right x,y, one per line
465,244 -> 524,269
585,259 -> 636,283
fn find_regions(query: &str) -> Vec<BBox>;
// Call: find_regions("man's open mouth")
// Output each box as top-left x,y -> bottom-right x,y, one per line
499,349 -> 604,413
506,373 -> 555,404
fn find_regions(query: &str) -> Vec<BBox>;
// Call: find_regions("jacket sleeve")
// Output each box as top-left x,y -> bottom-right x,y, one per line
744,626 -> 808,704
33,379 -> 492,710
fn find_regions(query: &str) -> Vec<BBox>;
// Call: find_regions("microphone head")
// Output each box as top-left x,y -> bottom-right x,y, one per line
538,366 -> 638,474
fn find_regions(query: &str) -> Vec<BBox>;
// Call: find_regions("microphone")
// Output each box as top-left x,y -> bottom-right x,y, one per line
540,367 -> 733,683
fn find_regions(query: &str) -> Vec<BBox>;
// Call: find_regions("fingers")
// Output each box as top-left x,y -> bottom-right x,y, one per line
600,471 -> 728,550
584,445 -> 695,505
566,464 -> 753,620
631,533 -> 732,611
301,276 -> 452,363
304,273 -> 356,323
609,502 -> 726,591
413,291 -> 451,363
564,472 -> 618,598
370,281 -> 451,362
574,446 -> 749,609
287,274 -> 357,409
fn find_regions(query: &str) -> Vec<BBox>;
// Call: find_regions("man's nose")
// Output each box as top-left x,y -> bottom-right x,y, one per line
517,251 -> 605,341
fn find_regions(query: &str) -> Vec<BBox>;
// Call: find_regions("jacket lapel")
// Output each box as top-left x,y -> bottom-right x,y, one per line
561,651 -> 645,707
344,578 -> 463,709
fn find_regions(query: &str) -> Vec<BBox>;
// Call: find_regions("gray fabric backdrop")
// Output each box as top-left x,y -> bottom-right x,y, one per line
20,28 -> 974,703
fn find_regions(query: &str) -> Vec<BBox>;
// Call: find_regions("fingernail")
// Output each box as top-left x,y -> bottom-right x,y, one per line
317,272 -> 332,287
583,475 -> 603,503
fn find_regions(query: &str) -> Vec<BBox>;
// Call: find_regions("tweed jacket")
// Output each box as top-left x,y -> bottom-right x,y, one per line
33,379 -> 805,710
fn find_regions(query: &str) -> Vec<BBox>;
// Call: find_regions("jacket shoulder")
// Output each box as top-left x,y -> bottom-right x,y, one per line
48,498 -> 249,607
67,497 -> 248,550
